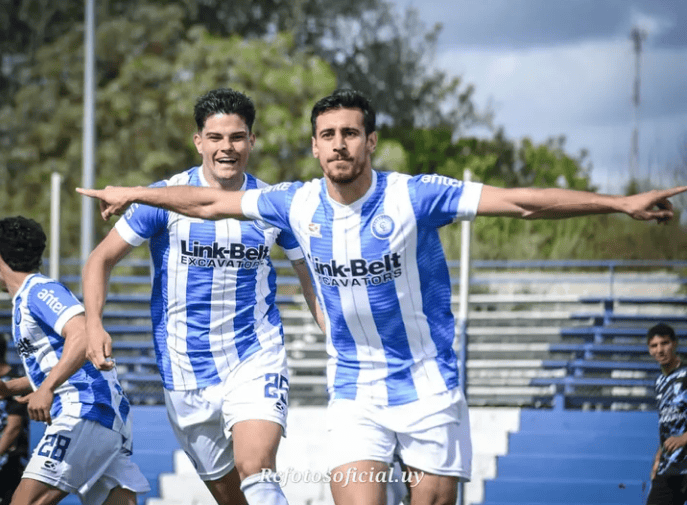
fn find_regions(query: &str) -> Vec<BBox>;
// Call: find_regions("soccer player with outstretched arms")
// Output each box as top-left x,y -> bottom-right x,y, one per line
79,89 -> 687,505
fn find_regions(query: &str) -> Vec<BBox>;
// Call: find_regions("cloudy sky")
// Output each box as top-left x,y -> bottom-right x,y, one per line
389,0 -> 687,193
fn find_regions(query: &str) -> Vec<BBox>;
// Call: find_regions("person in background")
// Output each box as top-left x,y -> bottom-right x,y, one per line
647,322 -> 687,505
0,335 -> 29,505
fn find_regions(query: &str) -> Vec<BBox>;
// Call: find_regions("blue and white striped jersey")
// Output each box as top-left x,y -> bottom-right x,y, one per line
115,167 -> 304,391
12,274 -> 130,434
655,364 -> 687,475
242,170 -> 483,406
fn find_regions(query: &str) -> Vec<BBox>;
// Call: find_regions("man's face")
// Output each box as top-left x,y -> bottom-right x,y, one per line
648,334 -> 678,367
311,108 -> 376,185
194,113 -> 255,189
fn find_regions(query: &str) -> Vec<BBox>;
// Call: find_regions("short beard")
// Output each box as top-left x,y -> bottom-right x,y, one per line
325,162 -> 365,185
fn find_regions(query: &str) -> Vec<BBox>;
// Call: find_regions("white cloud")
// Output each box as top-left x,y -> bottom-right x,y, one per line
437,39 -> 687,191
629,9 -> 674,38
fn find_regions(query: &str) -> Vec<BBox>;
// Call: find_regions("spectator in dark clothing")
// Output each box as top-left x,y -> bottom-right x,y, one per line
0,334 -> 29,504
647,323 -> 687,505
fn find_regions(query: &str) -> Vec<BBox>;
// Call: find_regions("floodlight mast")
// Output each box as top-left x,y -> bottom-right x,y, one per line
630,27 -> 646,182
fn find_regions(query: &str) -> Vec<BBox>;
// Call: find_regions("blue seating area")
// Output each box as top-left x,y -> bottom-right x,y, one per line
478,409 -> 657,505
526,291 -> 687,409
2,259 -> 686,503
29,406 -> 177,505
573,296 -> 687,327
560,326 -> 687,343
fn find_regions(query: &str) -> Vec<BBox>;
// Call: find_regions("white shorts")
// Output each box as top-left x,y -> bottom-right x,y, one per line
326,387 -> 472,480
23,416 -> 150,504
164,346 -> 290,481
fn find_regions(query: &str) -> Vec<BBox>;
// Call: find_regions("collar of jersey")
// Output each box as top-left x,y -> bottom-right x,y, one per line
197,166 -> 247,191
12,272 -> 40,305
325,169 -> 378,213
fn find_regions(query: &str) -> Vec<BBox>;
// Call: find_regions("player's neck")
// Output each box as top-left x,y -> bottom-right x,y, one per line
662,356 -> 681,375
202,166 -> 245,192
2,270 -> 32,299
325,170 -> 373,205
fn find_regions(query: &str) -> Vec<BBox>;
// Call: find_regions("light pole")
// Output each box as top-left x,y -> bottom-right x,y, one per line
80,0 -> 96,272
629,27 -> 646,182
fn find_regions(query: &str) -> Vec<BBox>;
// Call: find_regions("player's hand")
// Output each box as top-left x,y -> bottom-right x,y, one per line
17,387 -> 54,425
76,186 -> 137,221
86,325 -> 116,371
623,186 -> 687,223
663,434 -> 687,454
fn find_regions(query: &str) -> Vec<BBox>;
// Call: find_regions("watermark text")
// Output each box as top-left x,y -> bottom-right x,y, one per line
261,466 -> 425,488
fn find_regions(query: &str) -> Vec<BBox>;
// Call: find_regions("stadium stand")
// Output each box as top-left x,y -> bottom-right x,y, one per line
1,258 -> 685,504
479,409 -> 657,505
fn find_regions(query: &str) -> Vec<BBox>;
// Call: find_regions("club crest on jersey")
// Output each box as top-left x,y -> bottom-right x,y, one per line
371,214 -> 394,239
306,223 -> 322,238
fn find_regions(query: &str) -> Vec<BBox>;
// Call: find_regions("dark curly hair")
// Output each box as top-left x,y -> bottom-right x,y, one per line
647,322 -> 677,343
310,89 -> 376,137
0,216 -> 46,273
194,88 -> 256,132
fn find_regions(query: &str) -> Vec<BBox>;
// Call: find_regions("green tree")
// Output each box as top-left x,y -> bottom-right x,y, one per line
371,125 -> 617,260
0,4 -> 335,256
376,126 -> 592,189
1,0 -> 485,134
318,4 -> 488,132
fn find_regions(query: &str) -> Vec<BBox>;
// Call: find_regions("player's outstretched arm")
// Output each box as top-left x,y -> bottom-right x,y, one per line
477,185 -> 687,222
82,229 -> 134,371
17,315 -> 88,425
76,185 -> 247,221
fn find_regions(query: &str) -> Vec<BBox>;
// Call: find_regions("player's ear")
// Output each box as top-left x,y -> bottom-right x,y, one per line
312,137 -> 319,158
193,132 -> 204,154
367,131 -> 378,153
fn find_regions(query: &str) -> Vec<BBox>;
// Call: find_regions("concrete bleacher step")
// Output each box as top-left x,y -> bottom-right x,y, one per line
480,503 -> 630,505
518,408 -> 657,432
482,478 -> 647,504
507,431 -> 656,455
475,409 -> 657,505
495,454 -> 649,479
153,473 -> 216,505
